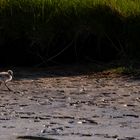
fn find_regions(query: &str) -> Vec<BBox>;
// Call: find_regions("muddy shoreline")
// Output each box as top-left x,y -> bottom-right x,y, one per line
0,68 -> 140,140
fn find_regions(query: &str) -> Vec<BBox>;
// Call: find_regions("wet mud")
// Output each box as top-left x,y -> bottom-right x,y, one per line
0,68 -> 140,140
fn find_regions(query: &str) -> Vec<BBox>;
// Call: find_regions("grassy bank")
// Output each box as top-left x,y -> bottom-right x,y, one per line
0,0 -> 140,66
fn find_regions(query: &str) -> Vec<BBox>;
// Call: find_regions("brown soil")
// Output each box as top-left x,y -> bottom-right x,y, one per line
0,66 -> 140,140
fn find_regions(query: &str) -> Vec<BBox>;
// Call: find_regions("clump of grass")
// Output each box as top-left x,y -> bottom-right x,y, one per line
0,0 -> 140,65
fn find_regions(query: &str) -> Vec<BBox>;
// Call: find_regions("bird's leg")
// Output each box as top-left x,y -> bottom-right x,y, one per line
4,82 -> 12,91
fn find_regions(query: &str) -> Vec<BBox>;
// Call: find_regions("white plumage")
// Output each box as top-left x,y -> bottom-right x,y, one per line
0,70 -> 13,91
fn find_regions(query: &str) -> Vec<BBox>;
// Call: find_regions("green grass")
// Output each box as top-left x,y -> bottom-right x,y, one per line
0,0 -> 140,65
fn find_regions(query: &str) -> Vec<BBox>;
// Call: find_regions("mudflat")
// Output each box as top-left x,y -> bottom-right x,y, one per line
0,67 -> 140,140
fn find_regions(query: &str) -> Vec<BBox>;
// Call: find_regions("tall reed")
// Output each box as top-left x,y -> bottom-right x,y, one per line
0,0 -> 140,65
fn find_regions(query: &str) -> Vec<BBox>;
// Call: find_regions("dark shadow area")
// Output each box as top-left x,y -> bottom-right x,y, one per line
9,63 -> 131,81
11,65 -> 99,80
0,4 -> 140,68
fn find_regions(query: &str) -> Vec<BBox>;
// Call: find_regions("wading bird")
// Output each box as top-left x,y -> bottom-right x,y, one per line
0,70 -> 13,91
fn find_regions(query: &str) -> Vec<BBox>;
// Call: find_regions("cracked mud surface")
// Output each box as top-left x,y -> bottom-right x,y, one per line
0,67 -> 140,140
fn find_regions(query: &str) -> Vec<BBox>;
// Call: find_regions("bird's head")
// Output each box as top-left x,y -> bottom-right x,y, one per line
8,70 -> 13,76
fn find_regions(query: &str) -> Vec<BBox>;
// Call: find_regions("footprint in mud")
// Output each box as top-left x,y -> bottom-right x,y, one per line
101,92 -> 116,97
69,132 -> 92,137
17,136 -> 57,140
116,137 -> 138,140
94,133 -> 118,139
77,118 -> 98,125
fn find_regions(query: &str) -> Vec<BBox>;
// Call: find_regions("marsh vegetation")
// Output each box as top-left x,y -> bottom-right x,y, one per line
0,0 -> 140,66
